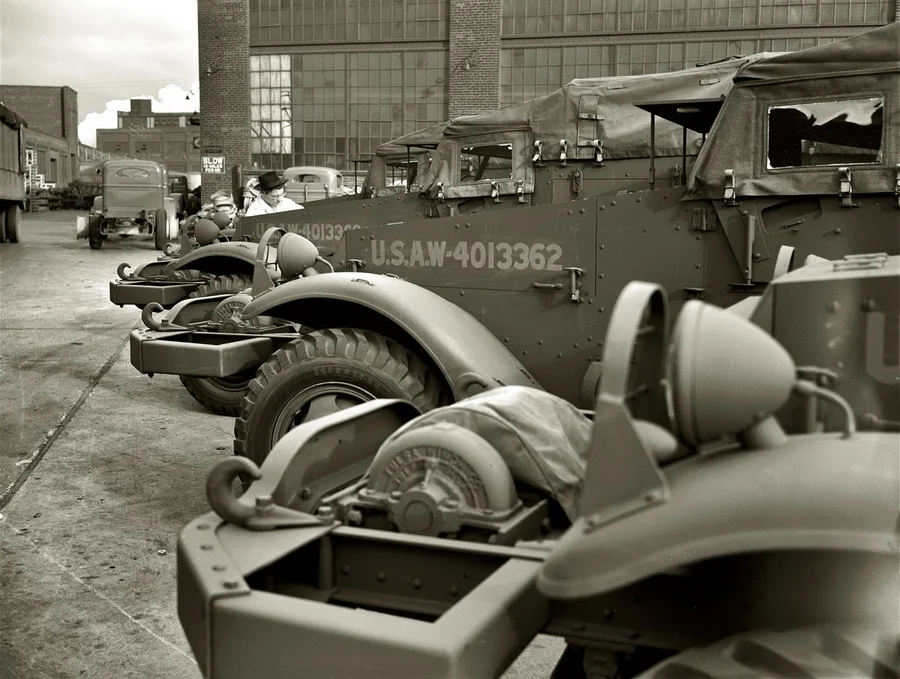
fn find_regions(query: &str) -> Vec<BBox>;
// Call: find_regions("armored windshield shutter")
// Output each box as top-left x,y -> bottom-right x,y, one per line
576,94 -> 603,160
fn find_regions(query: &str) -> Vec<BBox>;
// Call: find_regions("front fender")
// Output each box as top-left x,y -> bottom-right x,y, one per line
173,241 -> 261,277
538,431 -> 899,600
241,272 -> 541,400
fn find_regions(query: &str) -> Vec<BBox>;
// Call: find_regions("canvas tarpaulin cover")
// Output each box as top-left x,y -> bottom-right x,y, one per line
376,386 -> 592,521
685,23 -> 900,200
439,55 -> 774,161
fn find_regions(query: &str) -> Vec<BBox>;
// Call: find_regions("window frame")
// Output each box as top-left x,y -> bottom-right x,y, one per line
763,91 -> 886,175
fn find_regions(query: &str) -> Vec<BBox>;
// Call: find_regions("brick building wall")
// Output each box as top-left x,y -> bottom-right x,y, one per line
198,0 -> 251,200
0,85 -> 79,186
96,98 -> 202,173
448,0 -> 501,118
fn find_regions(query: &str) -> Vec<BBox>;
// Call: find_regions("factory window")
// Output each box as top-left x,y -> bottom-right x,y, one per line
500,36 -> 840,106
767,97 -> 884,169
250,53 -> 293,164
265,49 -> 447,172
250,0 -> 448,46
500,0 -> 886,36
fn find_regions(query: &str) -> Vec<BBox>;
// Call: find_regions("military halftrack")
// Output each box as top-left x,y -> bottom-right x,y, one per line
176,248 -> 899,678
129,25 -> 898,466
110,46 -> 770,311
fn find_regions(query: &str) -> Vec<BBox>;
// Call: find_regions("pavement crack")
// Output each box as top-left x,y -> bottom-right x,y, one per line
0,327 -> 135,511
0,520 -> 197,665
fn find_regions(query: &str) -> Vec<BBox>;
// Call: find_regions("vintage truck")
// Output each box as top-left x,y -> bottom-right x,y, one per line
0,100 -> 26,243
77,158 -> 179,250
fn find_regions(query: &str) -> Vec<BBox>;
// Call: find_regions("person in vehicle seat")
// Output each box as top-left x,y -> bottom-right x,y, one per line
244,171 -> 303,216
209,190 -> 238,223
241,176 -> 260,213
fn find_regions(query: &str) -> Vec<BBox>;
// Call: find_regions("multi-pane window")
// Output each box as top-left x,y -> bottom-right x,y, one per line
501,36 -> 831,106
252,50 -> 448,170
250,0 -> 449,45
250,54 -> 293,167
500,0 -> 887,35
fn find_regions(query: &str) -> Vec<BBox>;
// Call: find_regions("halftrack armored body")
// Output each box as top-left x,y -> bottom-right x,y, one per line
110,49 -> 771,311
176,247 -> 899,678
129,25 -> 899,464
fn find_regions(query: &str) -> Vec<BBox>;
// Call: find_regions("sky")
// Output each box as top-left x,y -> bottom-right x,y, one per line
0,0 -> 200,146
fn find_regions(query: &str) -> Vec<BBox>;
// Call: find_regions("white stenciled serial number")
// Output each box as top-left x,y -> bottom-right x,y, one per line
297,223 -> 362,241
370,239 -> 564,271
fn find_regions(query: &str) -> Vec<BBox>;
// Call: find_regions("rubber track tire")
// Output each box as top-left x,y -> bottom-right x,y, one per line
633,625 -> 898,679
88,215 -> 102,249
234,328 -> 447,465
5,205 -> 19,243
154,208 -> 168,251
178,274 -> 255,416
0,210 -> 7,243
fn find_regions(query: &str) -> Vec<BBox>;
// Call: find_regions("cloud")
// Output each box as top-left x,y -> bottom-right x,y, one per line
0,0 -> 198,140
77,82 -> 201,146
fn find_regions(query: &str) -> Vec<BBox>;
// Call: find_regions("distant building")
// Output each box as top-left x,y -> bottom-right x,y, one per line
0,85 -> 79,188
96,98 -> 202,174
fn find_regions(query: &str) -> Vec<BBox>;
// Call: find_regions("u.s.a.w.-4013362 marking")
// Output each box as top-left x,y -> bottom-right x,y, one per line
370,239 -> 564,271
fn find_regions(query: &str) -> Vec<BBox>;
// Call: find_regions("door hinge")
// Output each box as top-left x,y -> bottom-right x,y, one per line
691,207 -> 716,231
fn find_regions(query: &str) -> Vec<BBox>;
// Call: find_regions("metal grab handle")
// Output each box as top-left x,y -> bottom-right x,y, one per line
564,266 -> 584,302
532,282 -> 563,290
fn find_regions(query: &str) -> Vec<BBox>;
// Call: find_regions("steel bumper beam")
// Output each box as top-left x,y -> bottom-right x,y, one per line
109,280 -> 201,308
129,329 -> 287,376
179,517 -> 550,679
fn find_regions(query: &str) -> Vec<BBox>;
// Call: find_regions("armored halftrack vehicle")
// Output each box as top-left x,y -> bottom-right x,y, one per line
110,49 -> 771,311
176,248 -> 899,678
129,25 -> 898,464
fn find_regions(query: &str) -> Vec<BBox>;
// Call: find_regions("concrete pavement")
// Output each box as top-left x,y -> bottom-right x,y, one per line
0,211 -> 564,678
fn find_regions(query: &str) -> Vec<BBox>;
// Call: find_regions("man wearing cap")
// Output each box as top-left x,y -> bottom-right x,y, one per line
243,171 -> 303,216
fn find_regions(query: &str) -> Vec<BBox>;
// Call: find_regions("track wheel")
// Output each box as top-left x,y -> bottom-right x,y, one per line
88,215 -> 102,249
178,274 -> 255,416
633,625 -> 899,679
0,210 -> 7,243
5,204 -> 20,243
234,328 -> 447,466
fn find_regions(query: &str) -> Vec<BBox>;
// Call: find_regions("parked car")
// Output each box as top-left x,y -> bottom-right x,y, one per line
282,166 -> 356,204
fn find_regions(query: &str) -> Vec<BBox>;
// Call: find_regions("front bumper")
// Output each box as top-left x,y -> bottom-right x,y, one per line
129,328 -> 295,377
110,279 -> 201,308
178,516 -> 549,679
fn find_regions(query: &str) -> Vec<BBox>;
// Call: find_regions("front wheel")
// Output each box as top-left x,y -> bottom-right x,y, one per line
234,328 -> 448,465
88,215 -> 103,249
5,204 -> 20,243
154,208 -> 168,250
633,625 -> 898,678
177,274 -> 255,416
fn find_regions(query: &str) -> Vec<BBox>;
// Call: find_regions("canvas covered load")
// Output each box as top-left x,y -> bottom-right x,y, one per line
686,23 -> 900,200
412,53 -> 779,198
439,54 -> 775,161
